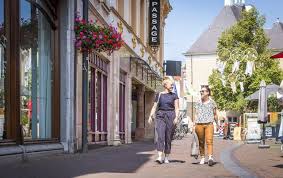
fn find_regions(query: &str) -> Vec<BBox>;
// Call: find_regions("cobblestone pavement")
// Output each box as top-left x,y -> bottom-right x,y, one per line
233,140 -> 283,178
1,135 -> 280,178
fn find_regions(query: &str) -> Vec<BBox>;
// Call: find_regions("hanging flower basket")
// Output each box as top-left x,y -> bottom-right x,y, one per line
74,17 -> 123,54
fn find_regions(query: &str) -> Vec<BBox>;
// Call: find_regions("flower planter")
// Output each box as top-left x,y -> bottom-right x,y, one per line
74,17 -> 123,54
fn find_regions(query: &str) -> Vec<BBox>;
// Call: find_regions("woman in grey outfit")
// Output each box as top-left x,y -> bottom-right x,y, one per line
148,77 -> 179,164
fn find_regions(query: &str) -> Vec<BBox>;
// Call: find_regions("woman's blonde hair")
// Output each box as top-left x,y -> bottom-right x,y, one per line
162,76 -> 173,87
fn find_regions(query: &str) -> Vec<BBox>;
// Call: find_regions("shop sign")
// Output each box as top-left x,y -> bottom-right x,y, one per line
149,0 -> 160,46
246,114 -> 261,140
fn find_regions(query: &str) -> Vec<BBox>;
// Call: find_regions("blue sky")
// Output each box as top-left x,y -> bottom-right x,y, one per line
164,0 -> 283,61
0,0 -> 31,24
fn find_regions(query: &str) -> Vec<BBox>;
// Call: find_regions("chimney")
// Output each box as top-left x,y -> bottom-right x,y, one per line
225,0 -> 233,6
225,0 -> 245,6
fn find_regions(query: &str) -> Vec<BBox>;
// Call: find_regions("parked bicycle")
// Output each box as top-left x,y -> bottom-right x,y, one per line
173,110 -> 188,140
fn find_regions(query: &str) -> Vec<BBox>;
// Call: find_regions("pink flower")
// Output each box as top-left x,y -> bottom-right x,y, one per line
76,40 -> 82,47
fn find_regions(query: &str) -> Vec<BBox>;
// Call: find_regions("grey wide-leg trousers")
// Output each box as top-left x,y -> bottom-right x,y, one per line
155,110 -> 175,154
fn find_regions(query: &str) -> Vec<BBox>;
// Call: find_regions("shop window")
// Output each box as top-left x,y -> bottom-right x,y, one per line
228,117 -> 238,123
89,54 -> 108,143
20,0 -> 54,140
0,0 -> 58,144
119,72 -> 126,141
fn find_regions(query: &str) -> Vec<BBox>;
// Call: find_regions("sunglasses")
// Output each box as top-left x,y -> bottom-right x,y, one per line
200,90 -> 207,93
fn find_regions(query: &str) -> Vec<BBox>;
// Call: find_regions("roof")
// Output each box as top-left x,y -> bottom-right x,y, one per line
185,5 -> 244,55
266,22 -> 283,51
185,6 -> 283,56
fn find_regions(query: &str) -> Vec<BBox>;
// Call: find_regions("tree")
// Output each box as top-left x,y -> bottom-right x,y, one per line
208,8 -> 283,112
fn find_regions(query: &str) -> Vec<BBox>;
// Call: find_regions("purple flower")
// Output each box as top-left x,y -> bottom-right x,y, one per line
76,40 -> 82,47
99,35 -> 103,39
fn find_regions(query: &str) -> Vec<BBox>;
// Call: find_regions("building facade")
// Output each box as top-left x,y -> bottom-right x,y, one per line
75,0 -> 171,149
0,0 -> 171,156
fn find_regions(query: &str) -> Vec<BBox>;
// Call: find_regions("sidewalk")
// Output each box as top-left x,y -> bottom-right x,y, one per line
233,140 -> 283,178
0,135 -> 238,178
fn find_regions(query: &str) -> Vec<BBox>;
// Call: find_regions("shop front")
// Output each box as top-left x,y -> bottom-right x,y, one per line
130,57 -> 162,141
0,0 -> 60,147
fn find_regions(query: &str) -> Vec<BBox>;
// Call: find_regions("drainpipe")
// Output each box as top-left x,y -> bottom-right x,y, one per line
82,0 -> 88,153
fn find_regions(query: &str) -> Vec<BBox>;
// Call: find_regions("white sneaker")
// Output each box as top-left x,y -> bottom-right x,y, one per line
208,156 -> 214,166
164,157 -> 170,164
156,157 -> 163,164
199,157 -> 205,165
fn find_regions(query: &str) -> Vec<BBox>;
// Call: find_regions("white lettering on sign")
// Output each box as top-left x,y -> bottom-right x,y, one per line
151,31 -> 157,36
151,26 -> 158,31
152,13 -> 157,18
152,37 -> 157,42
152,7 -> 157,12
152,2 -> 158,6
149,0 -> 160,46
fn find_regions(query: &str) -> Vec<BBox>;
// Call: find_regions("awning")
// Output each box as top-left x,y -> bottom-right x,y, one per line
130,57 -> 162,79
271,52 -> 283,59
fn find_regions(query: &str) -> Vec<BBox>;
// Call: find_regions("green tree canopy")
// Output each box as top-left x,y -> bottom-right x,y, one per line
208,8 -> 283,112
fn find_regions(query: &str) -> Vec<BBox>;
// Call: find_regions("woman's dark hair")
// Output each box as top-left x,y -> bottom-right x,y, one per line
202,85 -> 211,96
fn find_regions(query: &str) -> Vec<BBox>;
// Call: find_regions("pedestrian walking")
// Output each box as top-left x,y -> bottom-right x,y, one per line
148,77 -> 179,164
193,86 -> 219,166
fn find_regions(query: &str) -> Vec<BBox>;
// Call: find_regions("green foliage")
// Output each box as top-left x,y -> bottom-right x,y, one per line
21,114 -> 29,126
209,8 -> 283,112
268,95 -> 282,112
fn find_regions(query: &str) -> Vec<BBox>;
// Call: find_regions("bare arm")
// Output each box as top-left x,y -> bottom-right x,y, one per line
214,108 -> 219,127
149,102 -> 158,118
174,99 -> 179,124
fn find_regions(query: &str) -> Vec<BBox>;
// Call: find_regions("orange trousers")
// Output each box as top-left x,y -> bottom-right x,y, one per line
195,123 -> 214,156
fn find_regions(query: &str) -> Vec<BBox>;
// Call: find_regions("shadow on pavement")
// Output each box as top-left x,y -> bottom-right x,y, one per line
191,162 -> 220,166
0,141 -> 156,178
169,160 -> 186,163
273,164 -> 283,169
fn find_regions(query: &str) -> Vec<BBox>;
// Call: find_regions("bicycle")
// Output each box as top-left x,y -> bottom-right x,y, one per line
172,110 -> 188,140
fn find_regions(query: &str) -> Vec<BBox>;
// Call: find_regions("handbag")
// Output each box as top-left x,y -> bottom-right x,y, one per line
191,131 -> 199,159
153,93 -> 161,143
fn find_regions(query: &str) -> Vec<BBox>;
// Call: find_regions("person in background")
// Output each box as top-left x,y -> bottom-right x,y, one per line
193,86 -> 219,166
148,77 -> 179,164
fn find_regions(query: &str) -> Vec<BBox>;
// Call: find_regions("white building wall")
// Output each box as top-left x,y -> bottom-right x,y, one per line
186,54 -> 217,102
